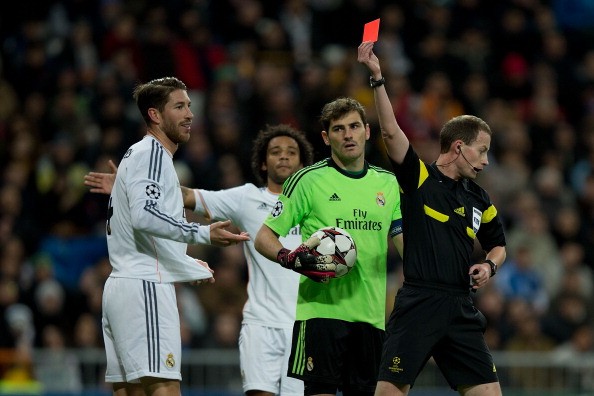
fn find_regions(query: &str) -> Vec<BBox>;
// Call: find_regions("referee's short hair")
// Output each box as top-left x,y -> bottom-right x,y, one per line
439,115 -> 492,153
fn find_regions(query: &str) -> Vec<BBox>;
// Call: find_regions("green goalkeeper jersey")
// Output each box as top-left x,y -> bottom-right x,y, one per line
265,158 -> 402,330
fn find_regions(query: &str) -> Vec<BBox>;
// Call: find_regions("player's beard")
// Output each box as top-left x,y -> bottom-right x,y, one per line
269,164 -> 299,186
163,118 -> 191,145
269,171 -> 289,186
334,143 -> 363,166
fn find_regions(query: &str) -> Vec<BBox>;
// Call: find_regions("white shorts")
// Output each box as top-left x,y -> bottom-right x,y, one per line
102,277 -> 182,383
239,323 -> 303,395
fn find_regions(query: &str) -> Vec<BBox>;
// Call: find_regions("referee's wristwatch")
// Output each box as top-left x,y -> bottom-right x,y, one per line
369,76 -> 385,88
483,259 -> 497,277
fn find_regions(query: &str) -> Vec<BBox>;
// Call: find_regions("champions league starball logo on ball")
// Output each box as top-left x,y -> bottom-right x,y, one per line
145,183 -> 162,199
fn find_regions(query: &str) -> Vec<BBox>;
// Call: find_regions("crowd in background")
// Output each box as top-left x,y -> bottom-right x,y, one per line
2,0 -> 594,390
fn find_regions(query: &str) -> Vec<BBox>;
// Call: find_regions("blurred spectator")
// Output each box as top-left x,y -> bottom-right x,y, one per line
73,313 -> 101,349
195,245 -> 248,337
31,279 -> 72,347
0,279 -> 23,348
4,304 -> 34,352
532,164 -> 575,224
417,71 -> 465,138
504,310 -> 556,389
33,325 -> 82,393
72,312 -> 105,387
139,7 -> 176,81
541,291 -> 592,344
558,241 -> 594,299
496,52 -> 532,102
176,284 -> 209,347
495,245 -> 549,315
409,32 -> 468,94
0,65 -> 18,129
460,72 -> 491,119
100,13 -> 144,76
374,6 -> 411,77
202,312 -> 241,349
474,285 -> 508,350
506,207 -> 563,296
551,205 -> 587,249
551,323 -> 594,391
37,232 -> 108,292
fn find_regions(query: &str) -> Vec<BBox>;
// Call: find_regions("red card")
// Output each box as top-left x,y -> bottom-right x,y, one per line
362,18 -> 380,42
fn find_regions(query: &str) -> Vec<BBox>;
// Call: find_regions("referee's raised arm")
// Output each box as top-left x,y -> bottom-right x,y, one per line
357,41 -> 409,165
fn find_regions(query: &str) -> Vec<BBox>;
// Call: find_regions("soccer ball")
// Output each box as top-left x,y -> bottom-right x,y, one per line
311,226 -> 357,278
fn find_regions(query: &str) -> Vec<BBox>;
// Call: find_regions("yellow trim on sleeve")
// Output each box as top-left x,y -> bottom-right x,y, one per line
418,160 -> 429,188
482,205 -> 497,223
424,205 -> 449,222
467,227 -> 476,239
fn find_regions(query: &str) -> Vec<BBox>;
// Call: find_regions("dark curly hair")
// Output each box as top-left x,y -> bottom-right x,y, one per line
250,124 -> 314,186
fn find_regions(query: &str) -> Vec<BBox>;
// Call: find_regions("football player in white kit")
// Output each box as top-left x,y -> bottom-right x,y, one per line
102,77 -> 249,396
85,124 -> 314,395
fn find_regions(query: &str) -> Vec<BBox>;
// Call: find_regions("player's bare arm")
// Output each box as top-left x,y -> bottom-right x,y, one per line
357,41 -> 409,164
254,224 -> 283,262
181,186 -> 196,210
392,233 -> 404,259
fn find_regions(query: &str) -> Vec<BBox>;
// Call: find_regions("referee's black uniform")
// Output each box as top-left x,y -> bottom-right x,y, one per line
378,145 -> 506,390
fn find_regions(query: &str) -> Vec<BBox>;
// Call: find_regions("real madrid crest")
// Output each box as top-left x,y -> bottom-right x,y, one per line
165,353 -> 175,368
306,356 -> 314,371
376,192 -> 385,207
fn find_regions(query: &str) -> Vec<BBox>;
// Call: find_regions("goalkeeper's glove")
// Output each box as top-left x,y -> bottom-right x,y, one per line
276,235 -> 336,283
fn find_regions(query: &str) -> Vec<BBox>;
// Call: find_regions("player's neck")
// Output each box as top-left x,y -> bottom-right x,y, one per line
146,129 -> 177,156
266,182 -> 282,195
332,154 -> 365,173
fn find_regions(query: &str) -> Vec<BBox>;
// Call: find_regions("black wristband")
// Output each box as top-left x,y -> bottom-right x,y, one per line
369,76 -> 385,88
483,259 -> 497,277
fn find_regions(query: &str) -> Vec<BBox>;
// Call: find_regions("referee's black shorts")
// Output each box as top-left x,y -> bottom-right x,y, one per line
378,283 -> 499,390
288,318 -> 384,395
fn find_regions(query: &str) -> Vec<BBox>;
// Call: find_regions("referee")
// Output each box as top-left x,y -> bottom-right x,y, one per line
358,42 -> 506,396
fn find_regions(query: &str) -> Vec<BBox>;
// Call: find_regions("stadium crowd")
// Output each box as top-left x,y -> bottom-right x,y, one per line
1,0 -> 594,390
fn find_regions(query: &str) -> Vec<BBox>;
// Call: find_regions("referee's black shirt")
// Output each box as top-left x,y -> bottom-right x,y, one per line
389,146 -> 506,291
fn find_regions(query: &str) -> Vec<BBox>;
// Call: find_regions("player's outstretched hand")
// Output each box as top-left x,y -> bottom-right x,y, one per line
190,259 -> 215,285
209,219 -> 250,247
84,160 -> 118,195
277,235 -> 336,283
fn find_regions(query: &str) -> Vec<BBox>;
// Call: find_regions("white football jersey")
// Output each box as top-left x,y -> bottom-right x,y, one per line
195,184 -> 301,328
107,135 -> 212,283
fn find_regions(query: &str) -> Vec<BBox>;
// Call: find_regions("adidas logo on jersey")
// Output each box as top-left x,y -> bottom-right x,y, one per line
329,193 -> 341,201
257,203 -> 269,211
454,207 -> 465,216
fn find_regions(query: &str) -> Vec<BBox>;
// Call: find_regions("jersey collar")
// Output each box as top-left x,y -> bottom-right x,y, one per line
327,157 -> 369,179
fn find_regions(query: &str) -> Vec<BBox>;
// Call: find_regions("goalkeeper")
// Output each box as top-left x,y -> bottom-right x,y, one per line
255,97 -> 403,396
